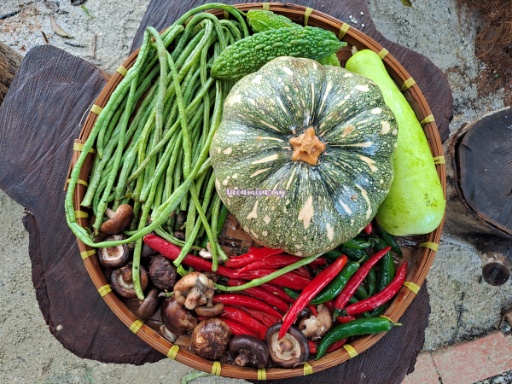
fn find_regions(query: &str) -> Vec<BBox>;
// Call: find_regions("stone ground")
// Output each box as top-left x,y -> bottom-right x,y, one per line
0,0 -> 511,383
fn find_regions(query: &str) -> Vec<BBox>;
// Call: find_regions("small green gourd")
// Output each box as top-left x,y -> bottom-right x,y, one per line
211,27 -> 342,80
247,9 -> 341,67
346,49 -> 445,236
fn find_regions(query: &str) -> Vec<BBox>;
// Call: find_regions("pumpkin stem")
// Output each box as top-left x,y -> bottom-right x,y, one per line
289,127 -> 326,166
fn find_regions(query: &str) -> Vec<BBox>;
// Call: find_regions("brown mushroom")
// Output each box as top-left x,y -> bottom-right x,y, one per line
149,255 -> 177,290
195,302 -> 224,318
111,263 -> 148,298
161,295 -> 197,335
98,234 -> 130,268
141,242 -> 159,258
191,318 -> 232,360
229,335 -> 269,368
174,272 -> 215,310
265,323 -> 309,368
122,289 -> 160,320
100,204 -> 134,234
298,304 -> 333,341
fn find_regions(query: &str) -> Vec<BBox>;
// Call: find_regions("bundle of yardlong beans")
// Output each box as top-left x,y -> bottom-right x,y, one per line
65,4 -> 250,300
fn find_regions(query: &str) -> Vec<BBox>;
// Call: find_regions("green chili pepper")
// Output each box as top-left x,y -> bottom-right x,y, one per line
354,285 -> 368,300
367,267 -> 377,297
370,237 -> 396,316
338,246 -> 368,261
374,221 -> 403,258
316,317 -> 397,359
324,249 -> 343,261
342,238 -> 372,249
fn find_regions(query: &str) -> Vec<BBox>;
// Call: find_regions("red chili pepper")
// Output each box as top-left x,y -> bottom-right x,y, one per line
309,264 -> 319,271
259,283 -> 295,303
213,294 -> 282,319
224,247 -> 284,268
308,304 -> 318,317
203,317 -> 258,337
324,300 -> 334,312
243,269 -> 311,291
363,222 -> 373,235
237,255 -> 326,274
309,340 -> 318,354
227,279 -> 290,313
342,262 -> 408,316
244,307 -> 281,327
221,306 -> 268,340
333,246 -> 391,318
279,256 -> 348,339
294,266 -> 313,279
144,235 -> 241,278
326,338 -> 347,353
336,315 -> 357,324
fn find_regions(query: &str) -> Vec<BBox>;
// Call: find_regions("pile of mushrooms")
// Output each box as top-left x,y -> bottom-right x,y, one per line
95,208 -> 338,368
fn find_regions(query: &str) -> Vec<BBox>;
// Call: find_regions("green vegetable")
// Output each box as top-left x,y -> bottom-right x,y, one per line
371,238 -> 395,316
324,249 -> 343,261
211,26 -> 342,79
316,317 -> 396,359
342,238 -> 372,249
367,267 -> 377,297
346,50 -> 445,236
338,246 -> 368,262
247,9 -> 340,67
374,220 -> 403,257
210,57 -> 398,256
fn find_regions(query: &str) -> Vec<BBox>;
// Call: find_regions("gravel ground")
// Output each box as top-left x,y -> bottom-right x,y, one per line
1,0 -> 512,383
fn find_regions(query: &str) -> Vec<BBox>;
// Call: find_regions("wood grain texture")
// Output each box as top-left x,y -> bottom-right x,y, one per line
0,45 -> 163,365
131,0 -> 452,142
0,41 -> 22,107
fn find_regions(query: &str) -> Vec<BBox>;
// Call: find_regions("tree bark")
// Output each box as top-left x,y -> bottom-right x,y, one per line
0,41 -> 22,107
443,107 -> 512,285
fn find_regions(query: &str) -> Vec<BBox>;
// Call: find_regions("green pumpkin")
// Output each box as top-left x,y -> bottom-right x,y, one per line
210,57 -> 398,256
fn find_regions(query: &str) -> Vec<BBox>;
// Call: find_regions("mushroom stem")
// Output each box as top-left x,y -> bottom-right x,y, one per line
235,351 -> 251,367
105,208 -> 116,219
121,267 -> 133,283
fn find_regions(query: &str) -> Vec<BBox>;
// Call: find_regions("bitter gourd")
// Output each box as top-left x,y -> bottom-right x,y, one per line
211,26 -> 342,80
247,9 -> 341,67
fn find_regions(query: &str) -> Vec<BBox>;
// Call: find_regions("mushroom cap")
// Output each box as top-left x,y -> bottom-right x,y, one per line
229,334 -> 269,368
191,318 -> 232,360
100,204 -> 134,234
111,263 -> 148,298
161,296 -> 197,335
298,304 -> 333,340
194,302 -> 224,318
137,289 -> 160,320
98,234 -> 130,268
141,242 -> 159,258
174,272 -> 216,310
265,323 -> 309,368
149,255 -> 177,290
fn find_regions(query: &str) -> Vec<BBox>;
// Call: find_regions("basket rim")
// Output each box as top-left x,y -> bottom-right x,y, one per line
69,2 -> 446,380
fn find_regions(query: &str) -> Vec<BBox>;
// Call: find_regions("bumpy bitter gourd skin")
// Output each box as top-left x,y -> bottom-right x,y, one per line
247,10 -> 341,67
211,27 -> 341,80
346,50 -> 446,236
210,57 -> 398,256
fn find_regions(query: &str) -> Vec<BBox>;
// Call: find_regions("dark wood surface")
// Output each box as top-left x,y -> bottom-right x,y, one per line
132,0 -> 453,143
0,1 -> 449,380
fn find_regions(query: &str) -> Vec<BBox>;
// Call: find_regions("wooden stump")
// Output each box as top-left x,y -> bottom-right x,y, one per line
0,41 -> 22,107
444,107 -> 512,286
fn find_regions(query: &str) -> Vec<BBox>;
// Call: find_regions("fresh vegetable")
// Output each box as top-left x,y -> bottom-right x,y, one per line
246,9 -> 341,67
238,254 -> 326,274
224,247 -> 284,269
283,260 -> 361,304
200,203 -> 229,248
213,294 -> 282,319
227,279 -> 290,313
316,317 -> 398,359
363,222 -> 373,235
244,307 -> 281,327
346,49 -> 445,236
210,57 -> 398,256
326,338 -> 347,352
367,267 -> 377,297
338,246 -> 368,262
342,238 -> 372,249
259,283 -> 295,303
341,262 -> 407,315
308,304 -> 318,317
221,306 -> 268,339
371,238 -> 396,316
333,246 -> 391,317
242,268 -> 312,291
213,317 -> 257,337
211,27 -> 342,79
279,256 -> 348,339
374,220 -> 403,257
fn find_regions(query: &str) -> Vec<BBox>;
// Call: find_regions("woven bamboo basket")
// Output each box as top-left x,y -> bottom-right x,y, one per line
68,2 -> 446,380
